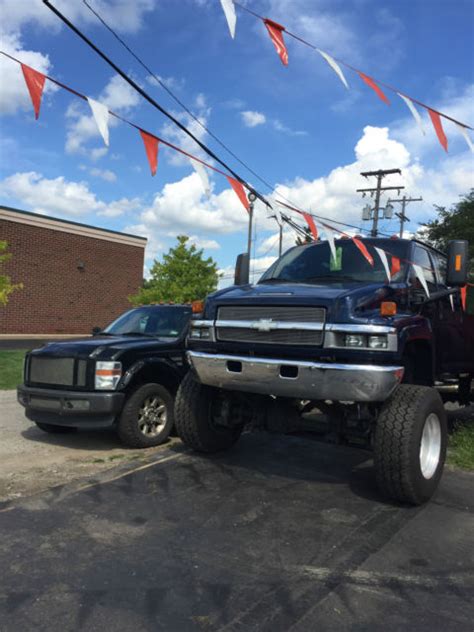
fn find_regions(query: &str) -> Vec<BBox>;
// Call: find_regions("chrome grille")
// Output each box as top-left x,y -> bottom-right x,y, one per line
218,306 -> 325,322
217,328 -> 322,345
28,357 -> 75,386
216,305 -> 325,346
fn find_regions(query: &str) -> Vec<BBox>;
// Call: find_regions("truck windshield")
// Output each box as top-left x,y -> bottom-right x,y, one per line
103,306 -> 192,338
260,239 -> 409,284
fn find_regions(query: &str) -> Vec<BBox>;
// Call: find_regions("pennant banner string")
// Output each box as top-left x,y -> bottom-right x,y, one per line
398,93 -> 425,135
220,0 -> 237,39
231,2 -> 473,131
428,109 -> 448,152
317,49 -> 349,89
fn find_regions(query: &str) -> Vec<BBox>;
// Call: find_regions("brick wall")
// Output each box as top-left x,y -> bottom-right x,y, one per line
1,217 -> 145,334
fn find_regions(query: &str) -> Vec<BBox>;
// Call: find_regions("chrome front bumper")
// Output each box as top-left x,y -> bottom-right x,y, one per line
188,351 -> 404,402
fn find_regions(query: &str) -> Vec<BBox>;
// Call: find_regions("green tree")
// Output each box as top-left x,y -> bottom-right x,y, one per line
130,235 -> 220,305
420,190 -> 474,274
0,241 -> 22,306
295,226 -> 313,246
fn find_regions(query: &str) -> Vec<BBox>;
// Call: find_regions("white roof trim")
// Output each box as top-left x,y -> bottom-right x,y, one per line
0,208 -> 147,248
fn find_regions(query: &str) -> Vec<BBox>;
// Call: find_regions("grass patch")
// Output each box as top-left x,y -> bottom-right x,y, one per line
447,424 -> 474,471
0,350 -> 25,390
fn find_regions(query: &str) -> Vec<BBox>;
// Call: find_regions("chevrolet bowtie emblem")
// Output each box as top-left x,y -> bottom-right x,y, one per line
252,318 -> 276,332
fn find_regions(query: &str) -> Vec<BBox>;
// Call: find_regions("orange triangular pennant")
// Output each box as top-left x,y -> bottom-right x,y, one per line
139,129 -> 159,176
21,64 -> 46,119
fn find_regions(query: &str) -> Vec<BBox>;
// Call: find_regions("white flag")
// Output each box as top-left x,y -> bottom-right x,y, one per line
375,247 -> 391,281
398,93 -> 425,136
324,224 -> 337,262
413,264 -> 430,297
87,98 -> 110,146
449,293 -> 454,311
456,123 -> 474,152
220,0 -> 236,39
317,49 -> 349,89
190,158 -> 211,198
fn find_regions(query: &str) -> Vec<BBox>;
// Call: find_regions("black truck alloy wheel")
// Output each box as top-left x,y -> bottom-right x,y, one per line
374,384 -> 447,505
174,372 -> 244,453
117,383 -> 174,448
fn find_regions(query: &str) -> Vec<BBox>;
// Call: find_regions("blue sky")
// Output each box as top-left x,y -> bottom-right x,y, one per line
0,0 -> 473,282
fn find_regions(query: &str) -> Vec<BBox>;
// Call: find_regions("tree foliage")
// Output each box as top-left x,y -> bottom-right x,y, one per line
420,190 -> 474,270
130,235 -> 220,305
0,241 -> 22,306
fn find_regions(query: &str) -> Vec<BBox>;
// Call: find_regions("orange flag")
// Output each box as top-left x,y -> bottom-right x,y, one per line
227,177 -> 249,212
428,109 -> 448,152
359,72 -> 390,105
139,130 -> 159,176
264,19 -> 289,66
302,213 -> 318,240
353,237 -> 374,265
21,64 -> 46,119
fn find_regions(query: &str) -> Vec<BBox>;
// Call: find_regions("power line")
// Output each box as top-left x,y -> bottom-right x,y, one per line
81,0 -> 281,197
42,0 -> 268,206
78,0 -> 396,240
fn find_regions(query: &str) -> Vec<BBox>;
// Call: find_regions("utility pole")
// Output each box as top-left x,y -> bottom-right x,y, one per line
389,195 -> 423,238
357,169 -> 404,237
247,191 -> 257,260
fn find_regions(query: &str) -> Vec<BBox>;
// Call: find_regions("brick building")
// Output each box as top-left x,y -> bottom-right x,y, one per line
0,206 -> 147,335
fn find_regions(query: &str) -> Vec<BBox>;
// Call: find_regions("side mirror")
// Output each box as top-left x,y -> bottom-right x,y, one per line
446,240 -> 469,286
91,326 -> 102,336
234,253 -> 249,286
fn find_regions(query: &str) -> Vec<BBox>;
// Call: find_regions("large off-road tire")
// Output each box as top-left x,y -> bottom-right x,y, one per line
174,372 -> 243,453
117,383 -> 174,448
35,422 -> 77,434
374,385 -> 447,505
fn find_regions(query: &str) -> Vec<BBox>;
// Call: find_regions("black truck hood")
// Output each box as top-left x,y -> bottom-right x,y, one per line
31,335 -> 181,358
206,281 -> 401,324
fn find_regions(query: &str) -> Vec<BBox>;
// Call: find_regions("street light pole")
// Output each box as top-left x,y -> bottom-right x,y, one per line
247,191 -> 257,262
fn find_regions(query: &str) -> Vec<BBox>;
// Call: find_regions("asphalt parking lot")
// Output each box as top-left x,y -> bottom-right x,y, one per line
1,427 -> 473,631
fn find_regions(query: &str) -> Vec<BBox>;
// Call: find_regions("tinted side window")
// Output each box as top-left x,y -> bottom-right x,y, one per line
431,252 -> 447,285
411,246 -> 437,290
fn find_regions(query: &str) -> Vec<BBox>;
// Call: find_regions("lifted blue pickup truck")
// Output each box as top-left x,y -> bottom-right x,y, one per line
175,237 -> 473,504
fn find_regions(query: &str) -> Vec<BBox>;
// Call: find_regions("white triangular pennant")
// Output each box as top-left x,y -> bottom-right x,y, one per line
398,93 -> 425,136
375,247 -> 391,281
87,98 -> 110,146
190,158 -> 211,198
449,293 -> 454,311
324,224 -> 337,262
413,264 -> 430,297
317,49 -> 349,89
456,123 -> 474,152
220,0 -> 236,38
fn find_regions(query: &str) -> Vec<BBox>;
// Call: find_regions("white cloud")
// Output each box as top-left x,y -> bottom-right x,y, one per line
241,110 -> 267,128
188,236 -> 221,250
89,168 -> 117,183
65,75 -> 140,157
140,172 -> 249,234
0,0 -> 156,37
0,32 -> 56,116
272,119 -> 307,136
0,171 -> 141,218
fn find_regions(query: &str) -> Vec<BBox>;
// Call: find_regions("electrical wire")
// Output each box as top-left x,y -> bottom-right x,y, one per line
80,0 -> 396,239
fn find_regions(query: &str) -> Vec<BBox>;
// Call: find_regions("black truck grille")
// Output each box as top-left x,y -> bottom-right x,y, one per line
27,357 -> 88,387
216,306 -> 325,346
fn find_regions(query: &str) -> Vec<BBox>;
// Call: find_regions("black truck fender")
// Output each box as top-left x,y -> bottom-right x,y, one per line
397,320 -> 435,385
120,358 -> 186,394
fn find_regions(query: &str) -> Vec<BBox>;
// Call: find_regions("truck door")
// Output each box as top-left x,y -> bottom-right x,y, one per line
428,249 -> 471,375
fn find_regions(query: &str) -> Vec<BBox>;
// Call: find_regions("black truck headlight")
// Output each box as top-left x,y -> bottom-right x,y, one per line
368,335 -> 388,349
95,361 -> 122,390
190,327 -> 210,339
344,334 -> 366,348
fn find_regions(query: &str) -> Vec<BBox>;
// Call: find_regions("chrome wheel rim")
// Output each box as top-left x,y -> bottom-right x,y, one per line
419,413 -> 441,479
138,395 -> 167,437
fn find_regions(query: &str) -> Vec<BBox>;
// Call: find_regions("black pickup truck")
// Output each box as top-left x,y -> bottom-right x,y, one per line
175,237 -> 473,504
18,304 -> 192,447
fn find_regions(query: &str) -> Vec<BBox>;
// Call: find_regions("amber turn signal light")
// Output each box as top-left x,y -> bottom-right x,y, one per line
380,301 -> 397,316
192,300 -> 205,313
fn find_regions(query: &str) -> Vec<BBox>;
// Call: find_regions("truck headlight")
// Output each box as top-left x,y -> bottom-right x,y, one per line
368,335 -> 388,349
344,334 -> 366,348
189,326 -> 211,339
95,361 -> 122,390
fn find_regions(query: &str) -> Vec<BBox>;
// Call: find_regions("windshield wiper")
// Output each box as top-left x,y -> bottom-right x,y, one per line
304,275 -> 358,283
259,277 -> 292,284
